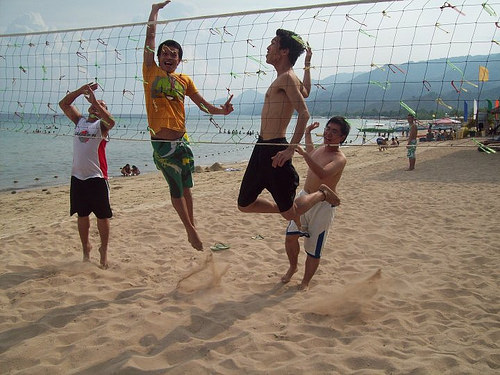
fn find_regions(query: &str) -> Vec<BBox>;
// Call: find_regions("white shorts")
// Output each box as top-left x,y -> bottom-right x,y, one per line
286,190 -> 335,258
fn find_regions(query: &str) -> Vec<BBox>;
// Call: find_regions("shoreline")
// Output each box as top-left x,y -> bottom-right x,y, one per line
0,160 -> 250,194
0,137 -> 483,193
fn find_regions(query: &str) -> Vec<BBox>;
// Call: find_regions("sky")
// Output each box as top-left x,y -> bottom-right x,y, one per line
1,0 -> 498,125
0,0 -> 332,34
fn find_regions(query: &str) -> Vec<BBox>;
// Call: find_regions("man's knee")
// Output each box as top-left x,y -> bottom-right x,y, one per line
280,206 -> 297,221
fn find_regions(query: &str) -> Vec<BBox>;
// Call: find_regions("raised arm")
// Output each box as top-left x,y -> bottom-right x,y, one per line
85,87 -> 115,132
301,44 -> 312,98
144,1 -> 171,67
59,83 -> 97,125
189,92 -> 234,115
303,121 -> 319,153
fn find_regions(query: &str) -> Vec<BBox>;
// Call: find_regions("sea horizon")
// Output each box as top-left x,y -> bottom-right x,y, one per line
0,116 -> 388,192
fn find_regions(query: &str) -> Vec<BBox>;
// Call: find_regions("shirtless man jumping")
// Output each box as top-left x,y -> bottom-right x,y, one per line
237,29 -> 338,221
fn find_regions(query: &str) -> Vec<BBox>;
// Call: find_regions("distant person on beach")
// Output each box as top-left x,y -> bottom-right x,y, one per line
121,164 -> 132,176
281,117 -> 350,290
59,82 -> 115,269
131,165 -> 141,176
406,114 -> 418,171
237,29 -> 339,222
376,136 -> 388,151
143,1 -> 234,251
426,128 -> 434,142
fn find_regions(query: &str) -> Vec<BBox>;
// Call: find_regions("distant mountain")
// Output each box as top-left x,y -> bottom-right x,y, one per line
231,89 -> 265,115
307,53 -> 500,117
229,54 -> 500,118
228,72 -> 361,116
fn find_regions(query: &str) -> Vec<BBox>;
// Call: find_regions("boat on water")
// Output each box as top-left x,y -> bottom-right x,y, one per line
357,122 -> 395,134
393,120 -> 408,132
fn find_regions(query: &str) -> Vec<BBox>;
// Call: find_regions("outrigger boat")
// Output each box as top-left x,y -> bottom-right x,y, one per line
357,123 -> 395,134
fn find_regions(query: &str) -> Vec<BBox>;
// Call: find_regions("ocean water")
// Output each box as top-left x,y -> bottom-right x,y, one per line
0,116 -> 370,191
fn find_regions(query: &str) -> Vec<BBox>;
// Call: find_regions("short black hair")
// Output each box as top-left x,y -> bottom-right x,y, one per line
327,116 -> 351,144
275,29 -> 306,66
157,40 -> 183,60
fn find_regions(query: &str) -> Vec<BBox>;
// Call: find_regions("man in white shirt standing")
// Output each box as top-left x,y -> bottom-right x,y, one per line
59,82 -> 115,269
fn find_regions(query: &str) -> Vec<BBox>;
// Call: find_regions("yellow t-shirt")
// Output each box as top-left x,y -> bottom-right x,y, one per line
143,62 -> 198,135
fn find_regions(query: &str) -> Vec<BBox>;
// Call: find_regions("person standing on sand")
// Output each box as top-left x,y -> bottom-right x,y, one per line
406,114 -> 418,171
143,1 -> 234,251
237,29 -> 339,224
59,82 -> 115,269
281,117 -> 350,290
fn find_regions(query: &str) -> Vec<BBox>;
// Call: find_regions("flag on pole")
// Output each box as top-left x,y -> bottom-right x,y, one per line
473,99 -> 478,120
464,100 -> 468,122
479,66 -> 489,81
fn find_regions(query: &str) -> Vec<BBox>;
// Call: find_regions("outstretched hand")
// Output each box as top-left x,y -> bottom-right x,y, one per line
304,43 -> 312,65
152,0 -> 171,12
305,121 -> 320,134
80,82 -> 98,102
220,94 -> 234,115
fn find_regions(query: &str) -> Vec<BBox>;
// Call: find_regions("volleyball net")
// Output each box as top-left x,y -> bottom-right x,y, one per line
1,0 -> 499,145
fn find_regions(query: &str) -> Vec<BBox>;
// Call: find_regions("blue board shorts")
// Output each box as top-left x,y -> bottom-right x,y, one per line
286,190 -> 335,258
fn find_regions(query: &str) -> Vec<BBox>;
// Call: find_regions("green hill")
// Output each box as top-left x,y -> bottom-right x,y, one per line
231,53 -> 500,118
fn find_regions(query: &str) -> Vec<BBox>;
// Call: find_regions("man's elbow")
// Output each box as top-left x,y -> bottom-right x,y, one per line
104,118 -> 116,129
300,108 -> 310,121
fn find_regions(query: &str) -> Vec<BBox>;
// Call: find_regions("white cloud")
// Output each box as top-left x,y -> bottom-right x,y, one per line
6,12 -> 49,34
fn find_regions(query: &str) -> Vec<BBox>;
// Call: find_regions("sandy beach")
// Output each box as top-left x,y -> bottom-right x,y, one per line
0,140 -> 499,374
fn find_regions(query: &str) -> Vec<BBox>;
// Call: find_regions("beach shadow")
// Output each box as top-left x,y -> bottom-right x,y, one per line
0,288 -> 146,355
74,283 -> 297,374
0,266 -> 58,290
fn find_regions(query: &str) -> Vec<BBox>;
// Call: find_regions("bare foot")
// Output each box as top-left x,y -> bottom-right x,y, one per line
319,184 -> 341,206
187,228 -> 203,251
98,246 -> 109,269
281,267 -> 298,283
82,244 -> 92,262
405,168 -> 415,171
297,283 -> 309,291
